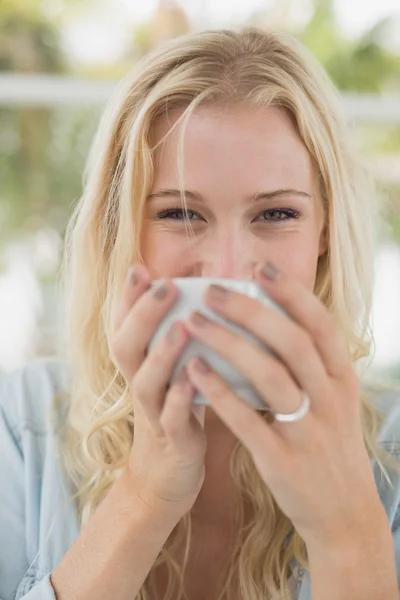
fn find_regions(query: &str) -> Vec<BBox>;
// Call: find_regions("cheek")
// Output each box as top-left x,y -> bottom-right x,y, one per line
270,238 -> 321,290
140,229 -> 191,278
140,221 -> 325,285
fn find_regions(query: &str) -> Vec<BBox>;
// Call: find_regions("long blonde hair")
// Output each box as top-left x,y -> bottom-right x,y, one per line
60,27 -> 400,600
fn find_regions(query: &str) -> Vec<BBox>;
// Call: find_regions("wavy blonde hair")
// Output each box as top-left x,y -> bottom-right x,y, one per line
60,27 -> 400,600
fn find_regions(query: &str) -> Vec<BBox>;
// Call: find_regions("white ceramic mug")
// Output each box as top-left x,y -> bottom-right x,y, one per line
148,277 -> 287,410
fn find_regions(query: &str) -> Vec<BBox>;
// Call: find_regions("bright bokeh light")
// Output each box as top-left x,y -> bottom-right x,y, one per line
0,246 -> 43,371
63,0 -> 400,65
1,0 -> 400,373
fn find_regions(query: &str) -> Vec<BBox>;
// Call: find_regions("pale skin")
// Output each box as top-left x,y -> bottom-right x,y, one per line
139,103 -> 398,598
49,103 -> 398,600
141,103 -> 328,537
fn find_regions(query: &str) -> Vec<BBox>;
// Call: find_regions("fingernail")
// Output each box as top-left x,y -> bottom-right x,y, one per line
153,280 -> 169,300
208,284 -> 230,301
189,311 -> 211,327
127,265 -> 139,286
193,357 -> 211,373
175,366 -> 189,385
259,261 -> 281,281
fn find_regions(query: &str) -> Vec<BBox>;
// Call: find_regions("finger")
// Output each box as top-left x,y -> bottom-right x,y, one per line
112,279 -> 180,379
114,264 -> 151,331
185,357 -> 283,460
255,262 -> 350,379
132,321 -> 190,430
184,309 -> 320,416
160,366 -> 206,453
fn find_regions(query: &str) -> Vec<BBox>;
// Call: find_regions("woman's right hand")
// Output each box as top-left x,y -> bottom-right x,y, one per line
111,264 -> 207,520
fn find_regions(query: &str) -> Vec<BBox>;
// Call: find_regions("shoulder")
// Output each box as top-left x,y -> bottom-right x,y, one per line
363,382 -> 400,452
0,359 -> 79,597
0,357 -> 71,439
361,382 -> 400,524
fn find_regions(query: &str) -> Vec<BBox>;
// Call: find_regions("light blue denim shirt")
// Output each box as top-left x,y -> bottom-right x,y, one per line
1,358 -> 400,600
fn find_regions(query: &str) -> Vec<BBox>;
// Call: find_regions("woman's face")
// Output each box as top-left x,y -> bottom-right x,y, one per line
141,104 -> 327,288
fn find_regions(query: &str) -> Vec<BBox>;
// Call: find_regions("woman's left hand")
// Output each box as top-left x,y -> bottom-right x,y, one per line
183,261 -> 386,548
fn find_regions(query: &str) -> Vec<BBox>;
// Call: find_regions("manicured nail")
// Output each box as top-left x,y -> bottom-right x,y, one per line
259,261 -> 281,281
175,366 -> 189,385
153,280 -> 169,300
193,357 -> 211,373
208,284 -> 230,301
189,311 -> 211,327
128,266 -> 139,286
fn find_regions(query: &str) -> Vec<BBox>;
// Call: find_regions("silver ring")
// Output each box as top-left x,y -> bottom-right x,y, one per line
273,390 -> 311,423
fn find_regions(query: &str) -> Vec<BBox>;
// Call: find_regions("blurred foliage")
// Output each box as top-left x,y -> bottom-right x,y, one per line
129,0 -> 190,58
297,0 -> 400,246
0,0 -> 399,246
0,105 -> 101,244
359,123 -> 400,155
0,12 -> 66,72
298,0 -> 400,93
0,0 -> 399,376
324,19 -> 400,93
0,0 -> 105,20
0,2 -> 101,245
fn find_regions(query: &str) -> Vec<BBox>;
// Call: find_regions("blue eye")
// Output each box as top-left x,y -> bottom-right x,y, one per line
154,207 -> 301,224
155,208 -> 202,221
259,208 -> 301,222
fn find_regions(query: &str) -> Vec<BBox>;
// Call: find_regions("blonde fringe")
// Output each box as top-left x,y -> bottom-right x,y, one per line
59,26 -> 400,600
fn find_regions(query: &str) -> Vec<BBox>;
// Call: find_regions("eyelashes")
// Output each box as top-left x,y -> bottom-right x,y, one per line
154,207 -> 301,224
257,208 -> 301,223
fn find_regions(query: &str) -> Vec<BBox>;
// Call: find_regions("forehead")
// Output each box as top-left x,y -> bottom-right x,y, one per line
149,104 -> 314,191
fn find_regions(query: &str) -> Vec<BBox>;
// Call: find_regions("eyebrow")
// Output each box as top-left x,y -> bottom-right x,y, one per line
146,188 -> 312,203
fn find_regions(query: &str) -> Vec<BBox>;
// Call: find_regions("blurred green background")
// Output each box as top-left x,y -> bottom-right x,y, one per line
1,0 -> 400,383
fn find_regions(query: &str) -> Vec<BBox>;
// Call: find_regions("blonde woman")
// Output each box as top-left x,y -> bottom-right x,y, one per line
0,27 -> 400,600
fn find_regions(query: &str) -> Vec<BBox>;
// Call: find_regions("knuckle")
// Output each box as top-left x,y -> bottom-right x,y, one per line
160,415 -> 179,437
312,313 -> 333,340
262,361 -> 289,391
305,427 -> 328,457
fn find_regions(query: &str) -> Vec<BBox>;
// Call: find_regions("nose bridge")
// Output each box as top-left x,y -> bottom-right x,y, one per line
194,224 -> 258,280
